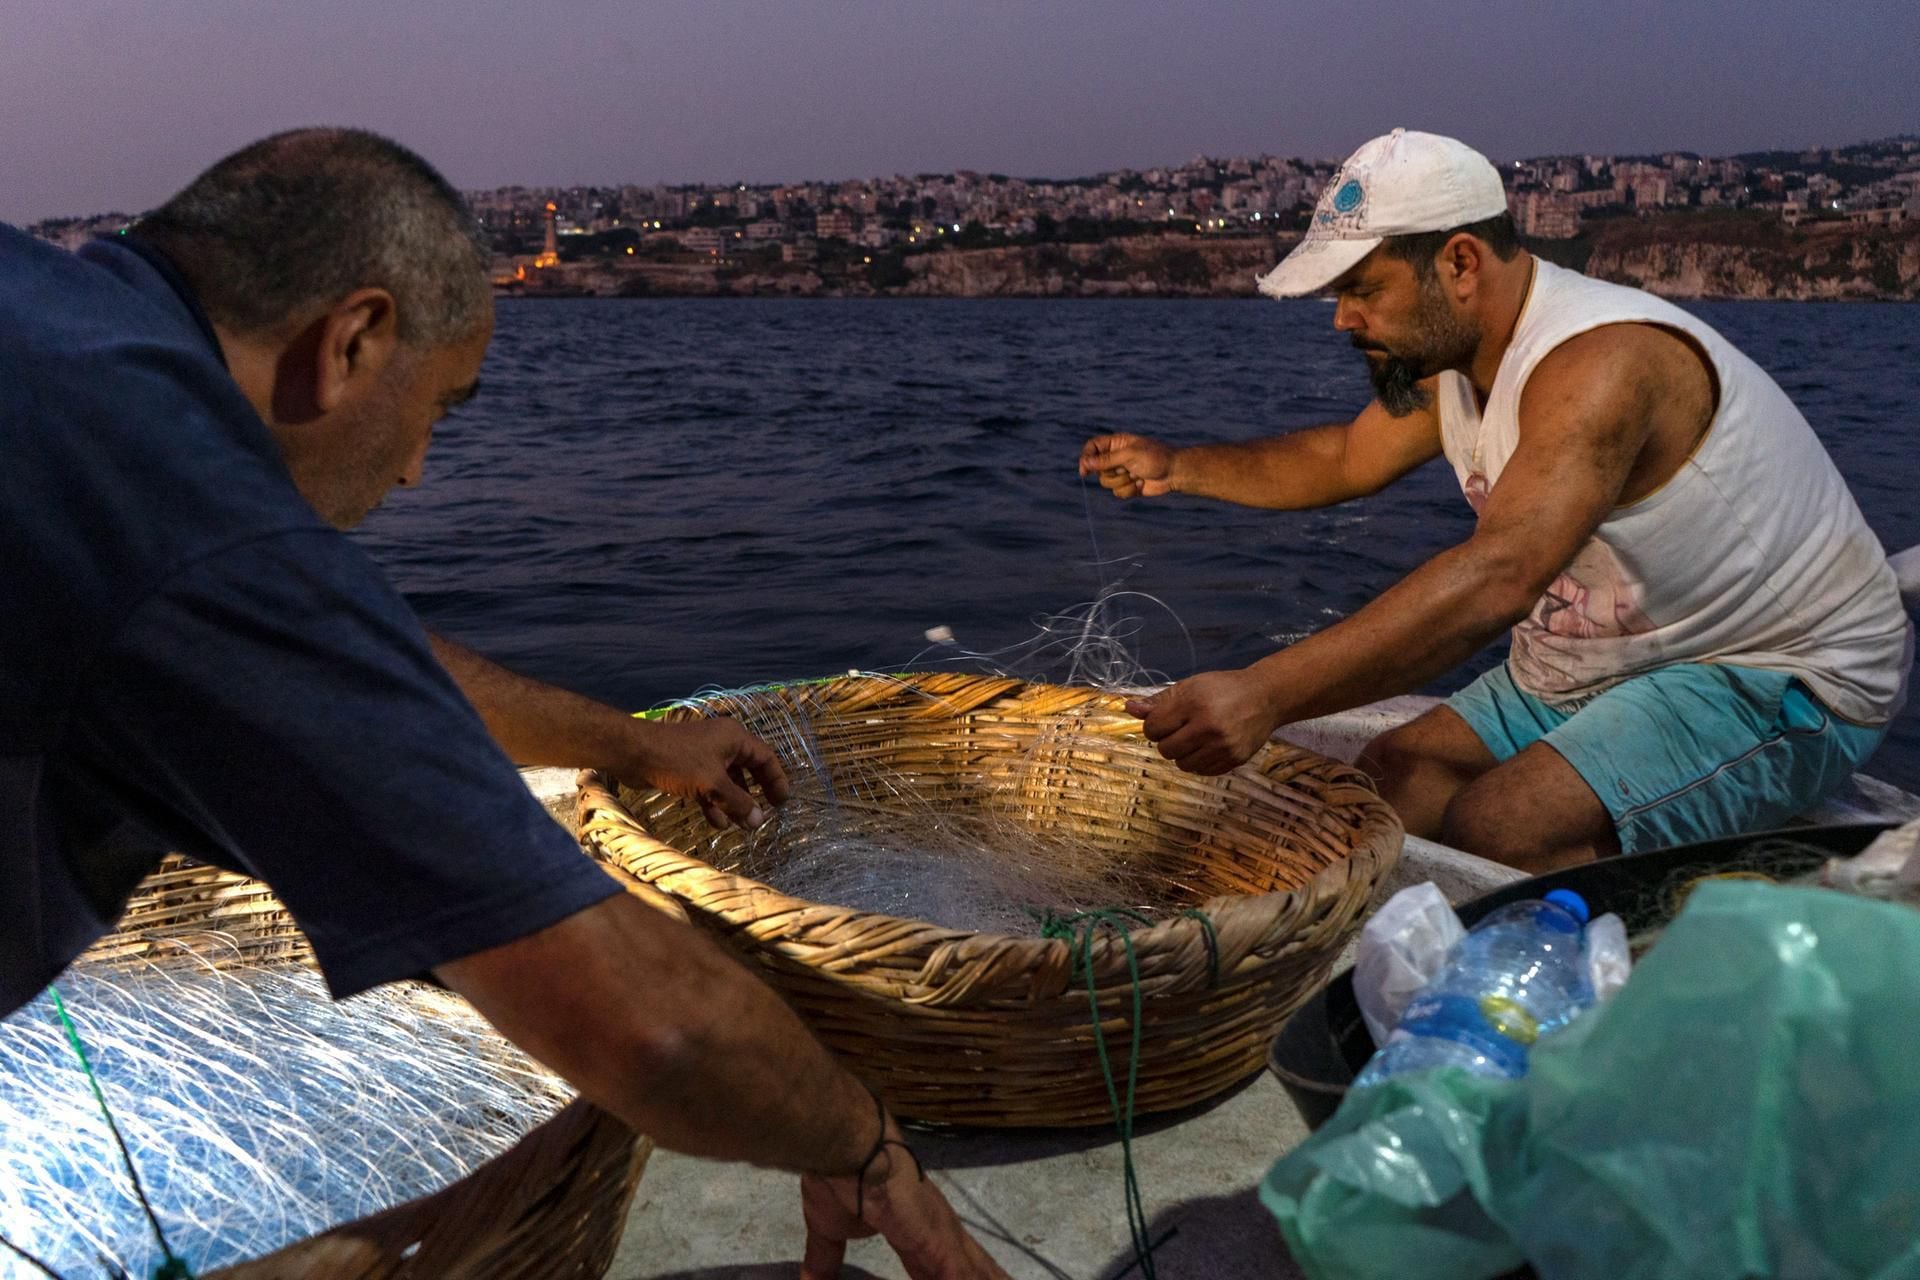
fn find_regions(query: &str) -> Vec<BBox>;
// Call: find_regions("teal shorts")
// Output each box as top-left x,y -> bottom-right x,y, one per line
1446,661 -> 1888,856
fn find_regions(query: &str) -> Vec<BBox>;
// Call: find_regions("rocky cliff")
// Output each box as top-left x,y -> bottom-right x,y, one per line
504,216 -> 1919,301
1562,214 -> 1920,301
893,234 -> 1289,297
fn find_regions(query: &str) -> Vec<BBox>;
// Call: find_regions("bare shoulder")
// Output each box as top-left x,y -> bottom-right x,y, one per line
1522,323 -> 1715,499
1526,323 -> 1711,414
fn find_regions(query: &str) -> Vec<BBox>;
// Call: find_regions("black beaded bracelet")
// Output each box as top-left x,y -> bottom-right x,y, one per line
854,1085 -> 924,1220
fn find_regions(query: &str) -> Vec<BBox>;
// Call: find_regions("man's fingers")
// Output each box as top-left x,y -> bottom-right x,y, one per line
1081,433 -> 1145,477
728,766 -> 771,828
895,1230 -> 1013,1280
740,737 -> 792,804
1151,721 -> 1211,764
1142,716 -> 1180,744
800,1226 -> 847,1280
800,1173 -> 881,1280
1178,748 -> 1235,776
704,773 -> 764,829
1154,727 -> 1252,776
697,797 -> 734,830
865,1184 -> 1011,1280
1138,697 -> 1191,744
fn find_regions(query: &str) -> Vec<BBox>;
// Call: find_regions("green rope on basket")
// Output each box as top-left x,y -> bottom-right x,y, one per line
1036,906 -> 1221,1280
48,988 -> 196,1280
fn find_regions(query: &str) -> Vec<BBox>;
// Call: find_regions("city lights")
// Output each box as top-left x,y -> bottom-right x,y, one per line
376,140 -> 1915,298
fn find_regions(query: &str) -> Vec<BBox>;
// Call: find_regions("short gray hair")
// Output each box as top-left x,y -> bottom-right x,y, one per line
131,128 -> 490,348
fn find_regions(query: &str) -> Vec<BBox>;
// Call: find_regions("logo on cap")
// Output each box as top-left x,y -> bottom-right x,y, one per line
1313,167 -> 1372,233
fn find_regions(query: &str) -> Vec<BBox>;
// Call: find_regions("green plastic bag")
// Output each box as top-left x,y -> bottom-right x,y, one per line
1262,882 -> 1920,1280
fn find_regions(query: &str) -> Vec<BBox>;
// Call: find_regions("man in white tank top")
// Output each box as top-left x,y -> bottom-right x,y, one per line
1078,129 -> 1912,872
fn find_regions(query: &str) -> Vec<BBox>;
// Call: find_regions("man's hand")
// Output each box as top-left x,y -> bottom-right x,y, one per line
612,717 -> 791,830
1126,668 -> 1281,775
800,1130 -> 1009,1280
441,899 -> 1007,1266
426,636 -> 790,830
1079,432 -> 1178,500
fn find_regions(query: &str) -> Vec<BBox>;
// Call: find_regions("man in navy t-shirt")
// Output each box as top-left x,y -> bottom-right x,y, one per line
1,128 -> 1004,1278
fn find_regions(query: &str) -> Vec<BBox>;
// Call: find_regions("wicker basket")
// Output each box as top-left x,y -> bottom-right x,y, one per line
576,672 -> 1403,1127
71,855 -> 651,1279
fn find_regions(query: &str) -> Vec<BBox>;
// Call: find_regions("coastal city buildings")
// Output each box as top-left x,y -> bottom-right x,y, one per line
28,136 -> 1917,283
479,136 -> 1918,254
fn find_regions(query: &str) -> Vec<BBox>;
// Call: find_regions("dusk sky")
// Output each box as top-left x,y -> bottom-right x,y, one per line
3,0 -> 1915,225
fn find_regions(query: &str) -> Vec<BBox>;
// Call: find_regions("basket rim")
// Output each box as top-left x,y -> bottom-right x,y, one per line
203,1095 -> 645,1278
576,671 -> 1404,1005
579,769 -> 1376,946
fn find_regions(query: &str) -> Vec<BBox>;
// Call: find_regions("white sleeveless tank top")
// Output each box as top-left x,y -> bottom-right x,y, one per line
1436,259 -> 1911,725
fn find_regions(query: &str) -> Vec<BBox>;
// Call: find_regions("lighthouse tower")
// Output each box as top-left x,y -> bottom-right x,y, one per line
534,202 -> 560,269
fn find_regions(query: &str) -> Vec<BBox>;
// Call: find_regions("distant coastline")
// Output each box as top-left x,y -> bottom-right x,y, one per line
494,215 -> 1920,302
26,134 -> 1918,302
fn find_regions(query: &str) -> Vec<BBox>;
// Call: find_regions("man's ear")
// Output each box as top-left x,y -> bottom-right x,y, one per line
1439,233 -> 1486,300
313,288 -> 400,413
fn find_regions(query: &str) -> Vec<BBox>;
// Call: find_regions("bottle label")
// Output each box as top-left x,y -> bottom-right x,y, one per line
1478,994 -> 1540,1046
1396,992 -> 1530,1075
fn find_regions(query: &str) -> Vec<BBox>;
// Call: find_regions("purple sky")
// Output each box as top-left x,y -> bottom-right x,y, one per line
3,0 -> 1915,224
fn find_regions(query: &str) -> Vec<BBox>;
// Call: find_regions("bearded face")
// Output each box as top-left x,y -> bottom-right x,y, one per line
1352,267 -> 1481,417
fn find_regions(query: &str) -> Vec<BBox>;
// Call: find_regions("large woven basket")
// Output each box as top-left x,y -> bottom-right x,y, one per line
70,855 -> 651,1279
576,672 -> 1403,1127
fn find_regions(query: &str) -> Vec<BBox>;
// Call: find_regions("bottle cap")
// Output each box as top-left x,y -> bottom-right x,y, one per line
1543,888 -> 1590,925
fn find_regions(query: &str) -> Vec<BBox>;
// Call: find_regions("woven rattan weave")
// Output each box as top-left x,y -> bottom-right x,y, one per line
576,672 -> 1402,1126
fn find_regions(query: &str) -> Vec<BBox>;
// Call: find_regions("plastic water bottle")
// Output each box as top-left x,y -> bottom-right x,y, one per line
1354,888 -> 1595,1087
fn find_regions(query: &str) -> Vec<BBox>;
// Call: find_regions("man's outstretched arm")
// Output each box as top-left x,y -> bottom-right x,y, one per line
429,634 -> 788,829
1077,390 -> 1443,509
437,890 -> 1006,1279
1131,328 -> 1661,773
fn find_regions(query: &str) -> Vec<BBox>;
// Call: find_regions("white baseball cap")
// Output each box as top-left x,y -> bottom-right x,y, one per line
1255,129 -> 1510,299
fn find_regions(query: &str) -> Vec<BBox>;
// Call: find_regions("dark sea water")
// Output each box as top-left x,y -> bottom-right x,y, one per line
354,297 -> 1920,798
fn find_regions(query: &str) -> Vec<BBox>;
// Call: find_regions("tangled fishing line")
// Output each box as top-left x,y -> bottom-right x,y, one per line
0,952 -> 572,1279
906,477 -> 1198,692
632,478 -> 1213,934
645,674 -> 1203,935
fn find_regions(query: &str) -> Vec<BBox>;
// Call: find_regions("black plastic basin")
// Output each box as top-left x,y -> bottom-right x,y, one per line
1268,822 -> 1896,1130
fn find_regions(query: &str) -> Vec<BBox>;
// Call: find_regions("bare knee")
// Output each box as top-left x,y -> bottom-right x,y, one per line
1356,723 -> 1423,789
1359,712 -> 1495,842
1441,775 -> 1617,873
1440,784 -> 1531,865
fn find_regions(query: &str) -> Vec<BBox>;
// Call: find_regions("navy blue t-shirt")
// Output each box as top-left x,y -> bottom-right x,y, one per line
0,224 -> 619,1016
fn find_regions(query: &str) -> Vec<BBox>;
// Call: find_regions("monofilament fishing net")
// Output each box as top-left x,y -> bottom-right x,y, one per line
657,676 -> 1198,934
0,952 -> 573,1279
